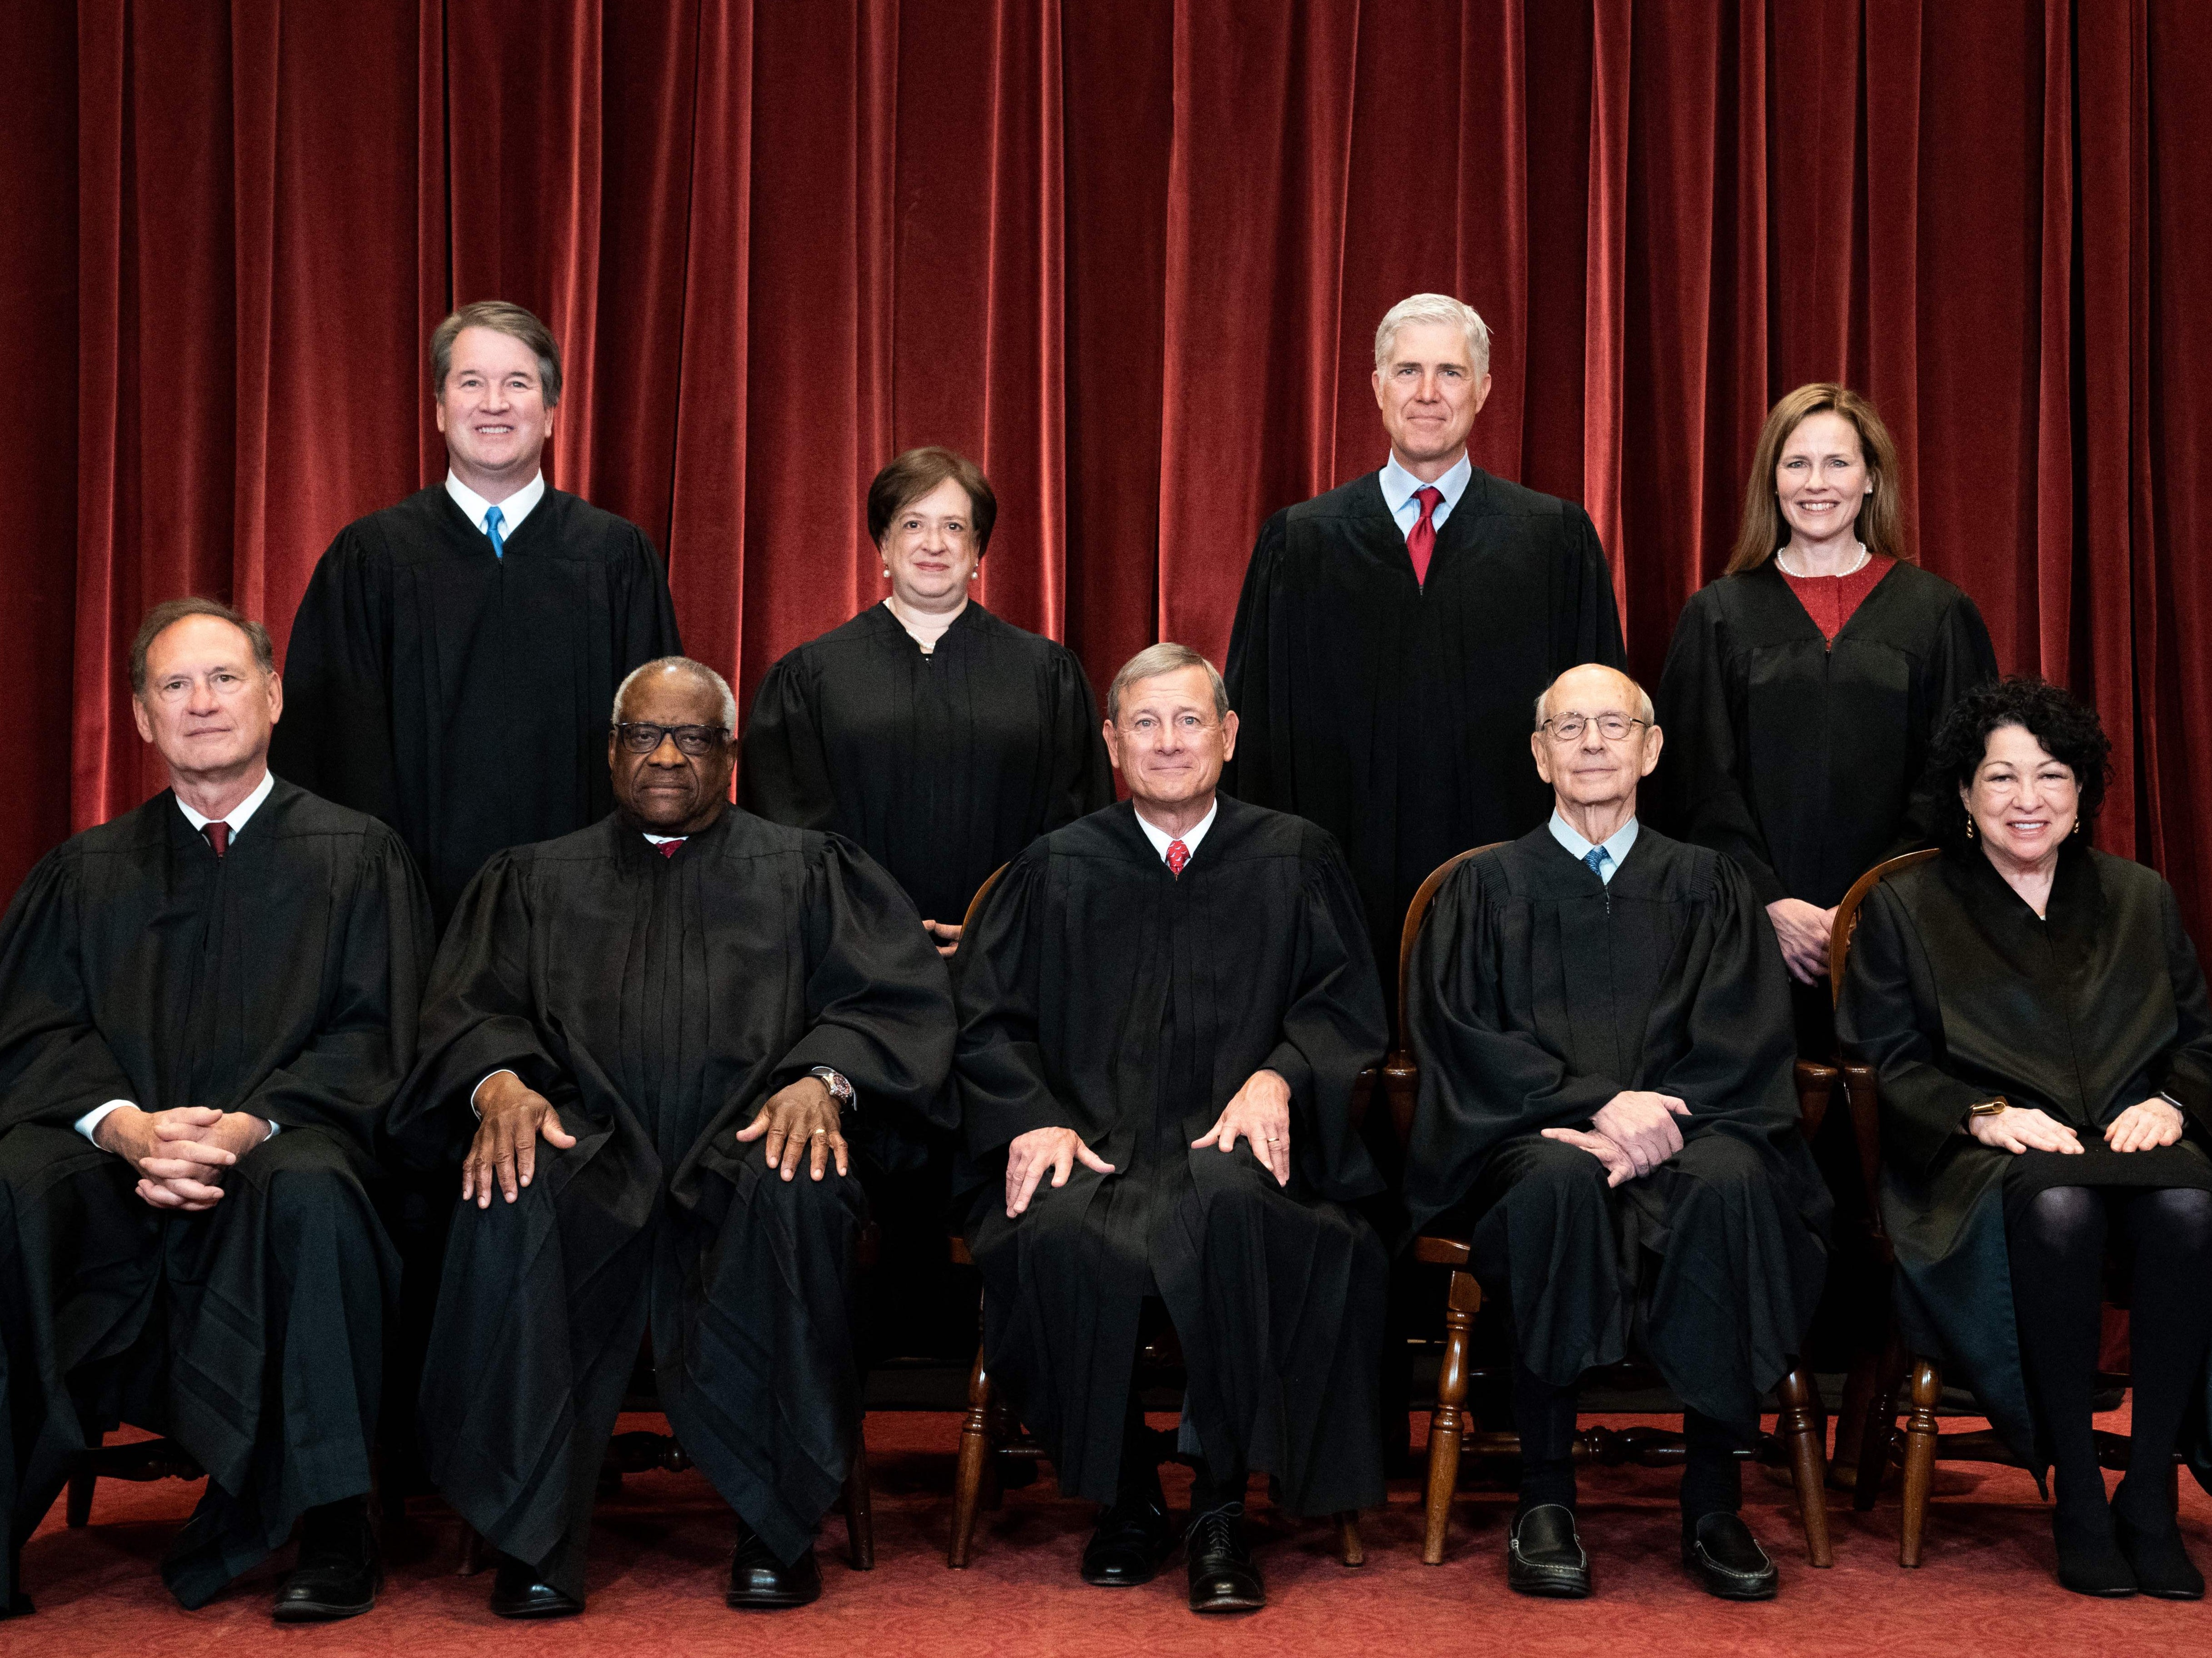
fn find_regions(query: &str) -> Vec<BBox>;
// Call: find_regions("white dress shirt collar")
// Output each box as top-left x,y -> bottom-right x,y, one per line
1133,797 -> 1218,865
174,767 -> 276,840
446,470 -> 546,540
1379,450 -> 1474,534
1547,808 -> 1639,885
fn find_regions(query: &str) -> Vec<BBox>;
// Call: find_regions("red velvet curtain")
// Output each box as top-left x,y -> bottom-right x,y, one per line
5,0 -> 2208,945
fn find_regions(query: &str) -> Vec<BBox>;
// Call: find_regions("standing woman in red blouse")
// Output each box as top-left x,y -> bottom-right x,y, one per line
1655,384 -> 1998,1053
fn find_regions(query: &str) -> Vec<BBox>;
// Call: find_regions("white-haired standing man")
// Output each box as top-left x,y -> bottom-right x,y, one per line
1224,293 -> 1625,1021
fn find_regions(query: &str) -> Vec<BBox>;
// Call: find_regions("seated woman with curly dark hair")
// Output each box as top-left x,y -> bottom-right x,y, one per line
1838,676 -> 2212,1599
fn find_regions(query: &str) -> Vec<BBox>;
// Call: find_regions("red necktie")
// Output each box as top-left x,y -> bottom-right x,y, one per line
201,821 -> 230,859
655,839 -> 684,859
1166,839 -> 1190,876
1407,485 -> 1443,585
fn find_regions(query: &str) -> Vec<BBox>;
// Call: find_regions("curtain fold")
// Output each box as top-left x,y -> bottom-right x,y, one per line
3,0 -> 2206,948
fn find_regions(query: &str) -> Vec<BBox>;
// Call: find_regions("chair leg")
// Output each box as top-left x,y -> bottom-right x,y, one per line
1855,1332 -> 1908,1511
1422,1269 -> 1481,1565
1898,1358 -> 1942,1567
65,1464 -> 95,1528
1774,1364 -> 1833,1566
1336,1510 -> 1365,1567
842,1425 -> 875,1571
949,1342 -> 995,1568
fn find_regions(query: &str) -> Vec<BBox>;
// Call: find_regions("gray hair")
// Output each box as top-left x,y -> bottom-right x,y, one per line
1374,292 -> 1493,379
612,657 -> 738,732
1107,643 -> 1229,723
130,597 -> 275,696
1533,666 -> 1654,730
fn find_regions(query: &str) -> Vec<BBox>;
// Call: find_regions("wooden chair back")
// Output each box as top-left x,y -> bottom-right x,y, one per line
1820,848 -> 1939,1211
959,864 -> 1009,936
1373,845 -> 1505,1150
1826,847 -> 1939,1006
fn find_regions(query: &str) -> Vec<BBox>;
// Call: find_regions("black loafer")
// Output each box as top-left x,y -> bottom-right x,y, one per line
272,1502 -> 382,1623
1184,1503 -> 1264,1613
1082,1489 -> 1173,1587
1508,1504 -> 1592,1598
725,1522 -> 822,1609
488,1555 -> 585,1619
1683,1512 -> 1778,1600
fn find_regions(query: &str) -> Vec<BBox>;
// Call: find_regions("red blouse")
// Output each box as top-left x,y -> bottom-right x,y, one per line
1777,553 -> 1894,642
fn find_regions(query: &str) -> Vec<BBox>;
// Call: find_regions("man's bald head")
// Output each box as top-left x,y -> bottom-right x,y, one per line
1532,664 -> 1653,732
1530,663 -> 1663,820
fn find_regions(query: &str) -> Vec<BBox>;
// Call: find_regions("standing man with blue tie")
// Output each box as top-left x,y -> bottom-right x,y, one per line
272,300 -> 682,928
1224,293 -> 1624,1022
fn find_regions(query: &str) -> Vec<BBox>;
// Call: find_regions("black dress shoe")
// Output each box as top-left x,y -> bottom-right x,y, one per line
272,1500 -> 382,1623
1682,1512 -> 1778,1601
725,1522 -> 822,1608
489,1555 -> 585,1618
1508,1504 -> 1592,1599
2051,1504 -> 2137,1598
1082,1489 -> 1173,1587
2112,1481 -> 2203,1600
1184,1502 -> 1264,1613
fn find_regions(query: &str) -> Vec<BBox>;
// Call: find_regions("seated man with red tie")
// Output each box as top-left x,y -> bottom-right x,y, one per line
0,598 -> 434,1621
394,657 -> 953,1618
956,644 -> 1391,1614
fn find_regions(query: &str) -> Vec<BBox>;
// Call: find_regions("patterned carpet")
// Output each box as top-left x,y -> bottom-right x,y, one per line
10,1408 -> 2209,1657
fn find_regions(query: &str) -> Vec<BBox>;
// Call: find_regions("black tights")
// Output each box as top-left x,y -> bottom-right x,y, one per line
2007,1185 -> 2212,1525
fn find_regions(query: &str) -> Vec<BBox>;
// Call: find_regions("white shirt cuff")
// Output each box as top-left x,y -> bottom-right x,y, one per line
75,1099 -> 133,1145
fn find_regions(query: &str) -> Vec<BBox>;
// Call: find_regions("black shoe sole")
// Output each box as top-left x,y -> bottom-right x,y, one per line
1082,1567 -> 1162,1588
1188,1590 -> 1266,1613
724,1590 -> 821,1609
272,1596 -> 377,1623
489,1595 -> 585,1619
1508,1572 -> 1593,1599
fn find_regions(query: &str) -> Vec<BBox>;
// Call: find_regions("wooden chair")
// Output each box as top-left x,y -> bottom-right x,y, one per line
943,865 -> 1366,1570
1822,849 -> 2184,1566
1394,846 -> 1835,1568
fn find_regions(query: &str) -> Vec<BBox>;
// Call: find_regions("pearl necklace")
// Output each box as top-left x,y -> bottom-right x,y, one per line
1776,542 -> 1869,579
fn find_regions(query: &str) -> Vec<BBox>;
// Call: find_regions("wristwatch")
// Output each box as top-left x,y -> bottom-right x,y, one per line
1967,1098 -> 2010,1118
809,1066 -> 855,1113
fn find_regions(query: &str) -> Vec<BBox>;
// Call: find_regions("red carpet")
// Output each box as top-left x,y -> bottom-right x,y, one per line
12,1409 -> 2208,1657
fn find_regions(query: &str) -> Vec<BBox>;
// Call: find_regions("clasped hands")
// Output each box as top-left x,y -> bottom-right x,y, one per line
462,1070 -> 848,1209
1002,1068 -> 1293,1219
1543,1090 -> 1692,1187
95,1105 -> 272,1211
1966,1096 -> 2185,1156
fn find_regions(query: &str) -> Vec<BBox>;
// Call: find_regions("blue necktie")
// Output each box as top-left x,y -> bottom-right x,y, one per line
1584,846 -> 1610,881
484,504 -> 506,559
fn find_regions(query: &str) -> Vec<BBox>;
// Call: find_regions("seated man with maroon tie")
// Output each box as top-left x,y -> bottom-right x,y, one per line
955,644 -> 1390,1615
0,598 -> 434,1622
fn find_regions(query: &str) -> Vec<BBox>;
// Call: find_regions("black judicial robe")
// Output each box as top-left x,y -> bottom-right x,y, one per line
1223,468 -> 1623,996
1403,826 -> 1829,1423
741,601 -> 1113,929
1654,561 -> 1997,911
0,780 -> 431,1608
270,486 -> 683,923
390,810 -> 952,1594
1837,845 -> 2212,1477
956,798 -> 1390,1515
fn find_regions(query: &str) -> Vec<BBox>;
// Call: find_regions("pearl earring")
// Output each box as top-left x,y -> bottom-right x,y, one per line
882,568 -> 890,579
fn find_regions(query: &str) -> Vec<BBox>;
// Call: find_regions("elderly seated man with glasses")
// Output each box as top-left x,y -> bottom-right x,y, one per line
389,657 -> 954,1619
1401,663 -> 1830,1603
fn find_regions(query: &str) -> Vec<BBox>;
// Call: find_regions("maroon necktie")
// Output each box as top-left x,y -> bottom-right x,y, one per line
201,821 -> 230,859
655,839 -> 684,859
1406,485 -> 1443,586
1166,839 -> 1190,877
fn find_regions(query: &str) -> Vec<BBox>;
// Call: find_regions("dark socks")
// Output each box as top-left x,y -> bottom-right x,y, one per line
297,1495 -> 370,1565
1679,1411 -> 1745,1531
1511,1361 -> 1579,1513
1189,1459 -> 1248,1517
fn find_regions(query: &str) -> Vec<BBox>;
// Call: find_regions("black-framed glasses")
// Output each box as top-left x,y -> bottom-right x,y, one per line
1540,712 -> 1647,743
612,722 -> 731,757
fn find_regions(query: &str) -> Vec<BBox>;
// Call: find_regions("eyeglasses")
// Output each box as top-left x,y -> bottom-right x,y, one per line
613,722 -> 730,757
1540,712 -> 1647,743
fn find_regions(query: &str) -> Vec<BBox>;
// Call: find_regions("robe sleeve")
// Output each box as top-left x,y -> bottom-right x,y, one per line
1653,590 -> 1785,905
1219,508 -> 1288,805
766,836 -> 955,1129
1561,505 -> 1627,671
612,520 -> 685,665
1259,837 -> 1388,1202
268,525 -> 400,824
737,652 -> 837,828
1044,646 -> 1115,824
953,850 -> 1085,1158
1894,588 -> 2000,856
0,852 -> 139,1134
1835,881 -> 1988,1176
1640,853 -> 1800,1130
2154,878 -> 2212,1123
235,825 -> 435,1153
1402,856 -> 1630,1230
386,849 -> 578,1170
